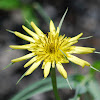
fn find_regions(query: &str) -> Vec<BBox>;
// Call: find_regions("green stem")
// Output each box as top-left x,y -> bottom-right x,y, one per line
51,68 -> 61,100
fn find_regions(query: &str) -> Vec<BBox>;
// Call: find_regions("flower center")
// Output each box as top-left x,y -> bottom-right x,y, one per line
49,43 -> 55,53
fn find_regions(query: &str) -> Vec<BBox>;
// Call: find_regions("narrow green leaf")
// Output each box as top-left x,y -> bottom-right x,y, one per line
11,74 -> 90,100
11,76 -> 78,100
19,83 -> 52,100
2,62 -> 14,70
69,75 -> 91,100
11,77 -> 51,100
87,80 -> 100,100
58,8 -> 68,32
69,85 -> 80,100
70,84 -> 87,100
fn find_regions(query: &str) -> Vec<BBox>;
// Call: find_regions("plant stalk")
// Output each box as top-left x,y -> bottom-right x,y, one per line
51,68 -> 61,100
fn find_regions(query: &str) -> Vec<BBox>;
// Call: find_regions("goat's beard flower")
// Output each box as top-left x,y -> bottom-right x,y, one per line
10,20 -> 95,79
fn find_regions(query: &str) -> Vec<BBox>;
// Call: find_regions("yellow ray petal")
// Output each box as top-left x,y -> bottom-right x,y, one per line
22,25 -> 39,39
11,53 -> 35,63
41,61 -> 45,69
25,61 -> 41,76
50,20 -> 56,32
69,33 -> 83,42
67,41 -> 78,47
59,37 -> 69,47
59,34 -> 65,41
67,54 -> 90,67
69,46 -> 96,54
52,61 -> 55,68
41,56 -> 50,69
31,22 -> 45,37
9,44 -> 32,49
61,41 -> 78,50
14,31 -> 35,42
24,56 -> 37,68
56,27 -> 60,34
60,58 -> 69,63
56,62 -> 67,78
44,62 -> 51,78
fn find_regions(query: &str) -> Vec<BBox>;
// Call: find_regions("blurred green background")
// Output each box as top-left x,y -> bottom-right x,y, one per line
0,0 -> 100,100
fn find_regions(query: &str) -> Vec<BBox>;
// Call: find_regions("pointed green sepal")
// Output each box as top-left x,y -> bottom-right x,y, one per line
94,51 -> 100,54
2,62 -> 14,70
90,65 -> 100,72
58,8 -> 68,32
6,29 -> 15,34
66,78 -> 72,90
59,48 -> 68,60
5,49 -> 14,52
79,36 -> 93,40
16,72 -> 26,85
24,17 -> 31,26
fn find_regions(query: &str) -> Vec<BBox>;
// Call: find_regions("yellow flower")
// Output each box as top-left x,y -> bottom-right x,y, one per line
9,20 -> 95,79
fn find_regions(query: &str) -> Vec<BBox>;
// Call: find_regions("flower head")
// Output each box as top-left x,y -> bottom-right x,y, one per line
9,20 -> 95,79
